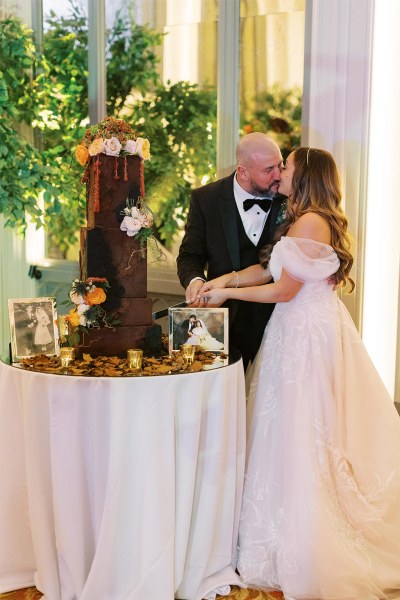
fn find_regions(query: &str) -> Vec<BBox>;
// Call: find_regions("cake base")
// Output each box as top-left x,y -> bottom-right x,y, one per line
76,323 -> 163,358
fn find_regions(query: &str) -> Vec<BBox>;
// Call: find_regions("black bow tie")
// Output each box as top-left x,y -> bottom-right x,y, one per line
243,198 -> 272,213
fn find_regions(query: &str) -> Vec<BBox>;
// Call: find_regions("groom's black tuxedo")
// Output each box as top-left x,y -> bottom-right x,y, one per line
177,172 -> 285,367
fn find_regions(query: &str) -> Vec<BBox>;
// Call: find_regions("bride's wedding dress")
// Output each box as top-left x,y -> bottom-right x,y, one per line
237,236 -> 400,600
186,320 -> 224,351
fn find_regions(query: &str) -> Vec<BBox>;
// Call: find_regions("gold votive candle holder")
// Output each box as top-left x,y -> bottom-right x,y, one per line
60,347 -> 75,368
127,349 -> 143,370
181,343 -> 195,366
58,314 -> 69,346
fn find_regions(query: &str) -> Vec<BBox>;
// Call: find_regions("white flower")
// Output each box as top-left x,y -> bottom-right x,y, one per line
104,137 -> 122,156
124,139 -> 138,155
128,206 -> 141,219
79,314 -> 88,326
70,291 -> 85,305
77,303 -> 91,315
120,216 -> 142,236
88,138 -> 105,156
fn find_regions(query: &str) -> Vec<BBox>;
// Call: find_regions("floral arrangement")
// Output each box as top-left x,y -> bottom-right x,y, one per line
120,196 -> 153,238
75,116 -> 150,166
120,197 -> 165,262
66,278 -> 119,339
75,116 -> 150,213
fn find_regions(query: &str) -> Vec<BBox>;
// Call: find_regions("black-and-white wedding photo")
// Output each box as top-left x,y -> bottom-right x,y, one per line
8,297 -> 59,361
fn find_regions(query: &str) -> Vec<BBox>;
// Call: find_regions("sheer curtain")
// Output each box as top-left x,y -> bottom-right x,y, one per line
0,1 -> 36,360
0,218 -> 35,360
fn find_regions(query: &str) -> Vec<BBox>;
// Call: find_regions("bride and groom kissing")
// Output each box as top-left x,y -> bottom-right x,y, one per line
177,132 -> 400,599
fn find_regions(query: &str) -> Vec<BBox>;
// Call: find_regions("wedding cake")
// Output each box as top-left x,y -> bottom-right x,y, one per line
70,117 -> 162,357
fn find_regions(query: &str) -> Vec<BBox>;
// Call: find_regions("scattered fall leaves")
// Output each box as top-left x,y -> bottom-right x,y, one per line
18,350 -> 228,377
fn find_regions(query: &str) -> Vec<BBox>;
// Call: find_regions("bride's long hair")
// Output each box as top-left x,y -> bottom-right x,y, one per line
260,147 -> 354,292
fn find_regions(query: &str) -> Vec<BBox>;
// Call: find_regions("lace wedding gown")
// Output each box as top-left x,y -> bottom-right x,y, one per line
237,236 -> 400,600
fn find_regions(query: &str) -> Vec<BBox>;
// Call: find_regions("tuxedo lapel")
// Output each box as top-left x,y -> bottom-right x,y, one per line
218,174 -> 241,270
257,195 -> 285,248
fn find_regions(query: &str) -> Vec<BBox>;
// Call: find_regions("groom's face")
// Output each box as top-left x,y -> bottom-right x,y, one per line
246,148 -> 283,196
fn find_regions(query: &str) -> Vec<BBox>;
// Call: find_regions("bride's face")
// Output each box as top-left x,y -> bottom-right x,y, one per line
278,152 -> 295,196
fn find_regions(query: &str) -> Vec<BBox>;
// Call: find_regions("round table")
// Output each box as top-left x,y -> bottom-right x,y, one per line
0,352 -> 246,600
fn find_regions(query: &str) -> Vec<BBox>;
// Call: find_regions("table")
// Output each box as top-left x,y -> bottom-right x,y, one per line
0,355 -> 246,600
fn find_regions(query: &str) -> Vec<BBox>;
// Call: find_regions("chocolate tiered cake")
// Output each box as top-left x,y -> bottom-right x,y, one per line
75,127 -> 162,357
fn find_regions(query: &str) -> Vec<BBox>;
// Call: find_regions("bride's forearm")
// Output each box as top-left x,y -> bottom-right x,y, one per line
202,264 -> 271,292
234,264 -> 271,287
205,270 -> 303,306
226,283 -> 292,303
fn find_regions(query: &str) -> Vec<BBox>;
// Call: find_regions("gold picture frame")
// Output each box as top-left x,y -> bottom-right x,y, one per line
168,307 -> 229,354
8,297 -> 60,362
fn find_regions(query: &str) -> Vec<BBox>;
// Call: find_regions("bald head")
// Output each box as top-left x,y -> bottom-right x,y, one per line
236,132 -> 283,196
236,132 -> 281,168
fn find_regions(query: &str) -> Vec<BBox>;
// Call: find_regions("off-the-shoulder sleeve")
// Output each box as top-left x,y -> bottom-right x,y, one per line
273,236 -> 340,282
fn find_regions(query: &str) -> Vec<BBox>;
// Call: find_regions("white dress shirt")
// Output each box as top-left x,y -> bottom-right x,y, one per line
233,175 -> 271,246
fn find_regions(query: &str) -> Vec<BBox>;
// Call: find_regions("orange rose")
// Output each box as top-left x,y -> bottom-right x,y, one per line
85,287 -> 106,306
76,142 -> 90,166
243,124 -> 253,134
66,308 -> 80,327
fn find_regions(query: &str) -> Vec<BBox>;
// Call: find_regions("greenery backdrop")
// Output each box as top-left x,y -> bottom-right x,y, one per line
0,2 -> 301,257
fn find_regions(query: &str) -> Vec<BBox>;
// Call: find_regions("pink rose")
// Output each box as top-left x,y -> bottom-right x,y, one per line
120,216 -> 142,236
124,139 -> 138,155
104,137 -> 122,156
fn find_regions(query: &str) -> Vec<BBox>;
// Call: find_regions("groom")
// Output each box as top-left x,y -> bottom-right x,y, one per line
177,132 -> 286,368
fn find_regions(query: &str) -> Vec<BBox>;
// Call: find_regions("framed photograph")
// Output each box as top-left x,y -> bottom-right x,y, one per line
169,307 -> 229,354
8,297 -> 60,362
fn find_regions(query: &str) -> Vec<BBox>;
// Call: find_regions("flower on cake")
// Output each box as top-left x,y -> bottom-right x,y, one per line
66,277 -> 117,332
120,197 -> 154,239
103,137 -> 122,156
120,197 -> 166,264
75,116 -> 150,164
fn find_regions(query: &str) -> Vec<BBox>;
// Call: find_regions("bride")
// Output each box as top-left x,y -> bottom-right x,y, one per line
186,319 -> 224,351
199,147 -> 400,600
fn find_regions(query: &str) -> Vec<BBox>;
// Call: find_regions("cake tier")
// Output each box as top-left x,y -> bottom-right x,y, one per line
77,323 -> 163,358
111,297 -> 153,327
86,154 -> 142,229
80,227 -> 147,298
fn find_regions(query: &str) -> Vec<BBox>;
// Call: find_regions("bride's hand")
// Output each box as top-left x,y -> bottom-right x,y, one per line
199,272 -> 235,293
197,288 -> 228,307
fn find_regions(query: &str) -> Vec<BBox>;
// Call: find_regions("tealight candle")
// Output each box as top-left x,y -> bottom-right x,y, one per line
60,347 -> 75,368
127,349 -> 143,370
181,343 -> 195,365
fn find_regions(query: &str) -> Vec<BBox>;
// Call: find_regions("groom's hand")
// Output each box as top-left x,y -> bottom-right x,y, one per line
185,279 -> 205,307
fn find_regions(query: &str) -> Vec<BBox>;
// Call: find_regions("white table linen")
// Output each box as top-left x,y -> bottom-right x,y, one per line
0,358 -> 245,600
